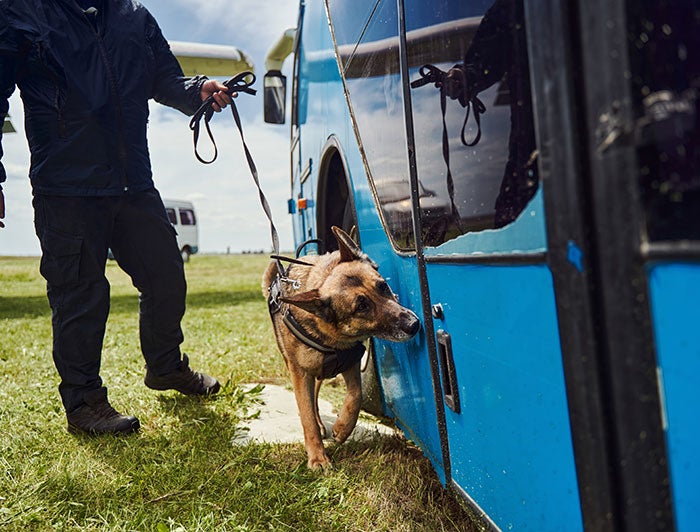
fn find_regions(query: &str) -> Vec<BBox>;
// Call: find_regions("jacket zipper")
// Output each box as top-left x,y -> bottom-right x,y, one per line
82,7 -> 131,193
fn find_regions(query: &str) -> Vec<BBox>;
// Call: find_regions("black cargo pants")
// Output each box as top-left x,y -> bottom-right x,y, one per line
33,188 -> 186,413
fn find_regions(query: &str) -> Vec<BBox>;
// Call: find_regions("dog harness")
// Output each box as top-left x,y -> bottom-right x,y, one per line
267,258 -> 366,380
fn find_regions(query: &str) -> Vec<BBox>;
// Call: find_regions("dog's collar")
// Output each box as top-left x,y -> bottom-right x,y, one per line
268,274 -> 366,379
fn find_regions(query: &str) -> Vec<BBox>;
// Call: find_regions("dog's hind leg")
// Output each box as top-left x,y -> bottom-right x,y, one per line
314,378 -> 327,438
289,364 -> 331,470
332,362 -> 362,444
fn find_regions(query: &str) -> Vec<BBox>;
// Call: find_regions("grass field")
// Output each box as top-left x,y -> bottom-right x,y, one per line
0,254 -> 477,531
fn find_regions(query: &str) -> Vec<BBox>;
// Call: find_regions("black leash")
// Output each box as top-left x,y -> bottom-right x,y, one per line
411,64 -> 486,227
189,71 -> 280,263
410,64 -> 486,147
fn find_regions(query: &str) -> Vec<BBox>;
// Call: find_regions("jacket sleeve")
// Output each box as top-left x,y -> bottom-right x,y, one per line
145,11 -> 207,116
0,9 -> 19,190
463,0 -> 519,95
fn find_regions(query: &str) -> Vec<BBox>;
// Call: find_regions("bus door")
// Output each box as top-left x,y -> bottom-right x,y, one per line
400,0 -> 583,529
532,1 -> 699,530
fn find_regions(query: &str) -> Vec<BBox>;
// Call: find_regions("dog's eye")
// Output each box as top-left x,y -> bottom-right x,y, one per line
355,295 -> 370,313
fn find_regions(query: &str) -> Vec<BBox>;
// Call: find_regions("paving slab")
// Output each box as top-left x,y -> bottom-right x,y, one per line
231,384 -> 394,445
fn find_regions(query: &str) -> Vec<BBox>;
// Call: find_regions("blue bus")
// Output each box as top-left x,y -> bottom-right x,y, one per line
263,1 -> 700,530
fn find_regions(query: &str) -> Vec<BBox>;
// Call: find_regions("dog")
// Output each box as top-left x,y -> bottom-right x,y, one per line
262,226 -> 420,469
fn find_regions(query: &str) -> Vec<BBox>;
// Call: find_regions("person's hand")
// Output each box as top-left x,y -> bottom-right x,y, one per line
442,65 -> 469,107
0,188 -> 5,229
200,79 -> 235,112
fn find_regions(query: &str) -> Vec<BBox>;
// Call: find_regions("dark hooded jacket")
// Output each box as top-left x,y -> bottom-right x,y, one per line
0,0 -> 206,195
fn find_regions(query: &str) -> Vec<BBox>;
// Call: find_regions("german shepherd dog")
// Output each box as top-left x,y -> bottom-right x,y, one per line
262,227 -> 420,469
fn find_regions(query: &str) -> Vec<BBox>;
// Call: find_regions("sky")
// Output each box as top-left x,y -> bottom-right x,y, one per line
0,0 -> 299,255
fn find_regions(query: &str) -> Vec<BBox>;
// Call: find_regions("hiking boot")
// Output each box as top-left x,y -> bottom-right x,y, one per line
67,387 -> 140,435
144,353 -> 220,396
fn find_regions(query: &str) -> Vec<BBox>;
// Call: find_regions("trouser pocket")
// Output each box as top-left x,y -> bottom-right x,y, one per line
38,228 -> 83,286
33,195 -> 85,287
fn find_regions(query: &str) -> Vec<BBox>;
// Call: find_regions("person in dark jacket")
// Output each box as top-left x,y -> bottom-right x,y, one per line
0,0 -> 232,434
442,0 -> 538,228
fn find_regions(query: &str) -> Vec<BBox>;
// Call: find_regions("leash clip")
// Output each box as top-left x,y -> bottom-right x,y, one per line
280,277 -> 301,290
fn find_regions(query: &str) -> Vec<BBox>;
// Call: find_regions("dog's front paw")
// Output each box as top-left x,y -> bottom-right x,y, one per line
307,453 -> 332,471
332,420 -> 355,444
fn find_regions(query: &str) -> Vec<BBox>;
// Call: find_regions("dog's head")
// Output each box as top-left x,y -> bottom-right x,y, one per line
281,226 -> 420,344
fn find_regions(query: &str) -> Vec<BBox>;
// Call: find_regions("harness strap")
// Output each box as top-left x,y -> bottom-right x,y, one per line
270,255 -> 314,267
319,342 -> 366,380
282,309 -> 335,354
283,308 -> 365,379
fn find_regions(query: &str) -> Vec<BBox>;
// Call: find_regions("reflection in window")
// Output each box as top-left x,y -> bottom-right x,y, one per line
328,0 -> 539,251
166,208 -> 177,225
330,0 -> 416,248
627,0 -> 700,242
408,0 -> 539,247
179,209 -> 196,226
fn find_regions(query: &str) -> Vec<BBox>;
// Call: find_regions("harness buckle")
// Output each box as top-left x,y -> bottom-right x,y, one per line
267,275 -> 283,315
280,277 -> 301,290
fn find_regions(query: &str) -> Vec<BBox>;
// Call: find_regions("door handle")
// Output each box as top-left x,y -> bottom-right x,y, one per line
437,329 -> 460,413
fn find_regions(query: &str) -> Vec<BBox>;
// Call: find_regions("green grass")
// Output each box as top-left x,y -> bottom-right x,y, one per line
0,254 -> 477,531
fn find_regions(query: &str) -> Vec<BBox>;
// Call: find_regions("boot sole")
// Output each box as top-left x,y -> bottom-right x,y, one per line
67,418 -> 141,435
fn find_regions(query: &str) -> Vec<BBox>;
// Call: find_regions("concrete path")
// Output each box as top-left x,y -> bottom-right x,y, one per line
231,384 -> 393,445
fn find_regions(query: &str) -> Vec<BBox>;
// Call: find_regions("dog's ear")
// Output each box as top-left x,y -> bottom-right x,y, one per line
282,289 -> 336,323
332,225 -> 374,266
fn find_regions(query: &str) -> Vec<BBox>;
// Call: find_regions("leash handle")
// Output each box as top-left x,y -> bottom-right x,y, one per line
189,71 -> 257,164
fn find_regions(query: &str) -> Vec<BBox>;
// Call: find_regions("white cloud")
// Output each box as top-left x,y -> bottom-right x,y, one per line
167,0 -> 298,48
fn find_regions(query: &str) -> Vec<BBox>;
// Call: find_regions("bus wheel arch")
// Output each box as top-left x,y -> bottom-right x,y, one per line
316,137 -> 358,252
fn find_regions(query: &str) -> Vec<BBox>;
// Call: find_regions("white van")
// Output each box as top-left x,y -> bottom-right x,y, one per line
164,199 -> 199,262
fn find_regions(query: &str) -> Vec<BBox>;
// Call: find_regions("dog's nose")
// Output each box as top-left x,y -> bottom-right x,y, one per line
402,312 -> 420,337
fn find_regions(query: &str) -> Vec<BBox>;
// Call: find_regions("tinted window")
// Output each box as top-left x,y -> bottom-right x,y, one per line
329,0 -> 416,248
328,0 -> 388,49
179,209 -> 196,226
166,208 -> 177,225
407,0 -> 539,247
627,0 -> 700,242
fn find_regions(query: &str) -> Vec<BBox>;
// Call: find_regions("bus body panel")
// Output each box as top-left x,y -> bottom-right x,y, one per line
427,262 -> 583,530
294,0 -> 448,477
368,252 -> 446,480
648,263 -> 700,532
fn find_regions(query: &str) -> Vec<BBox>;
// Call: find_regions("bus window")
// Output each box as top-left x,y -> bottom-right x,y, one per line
407,0 -> 539,247
329,0 -> 416,249
627,0 -> 700,242
328,0 -> 387,52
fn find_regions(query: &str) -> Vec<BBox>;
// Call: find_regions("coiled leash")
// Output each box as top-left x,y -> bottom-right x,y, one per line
410,64 -> 486,147
411,64 -> 486,227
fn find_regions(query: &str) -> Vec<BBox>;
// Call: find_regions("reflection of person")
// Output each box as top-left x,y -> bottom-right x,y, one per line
443,0 -> 538,227
0,0 -> 231,434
